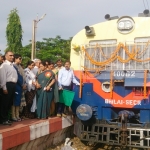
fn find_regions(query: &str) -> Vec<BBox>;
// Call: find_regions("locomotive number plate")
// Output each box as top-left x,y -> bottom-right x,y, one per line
114,71 -> 135,77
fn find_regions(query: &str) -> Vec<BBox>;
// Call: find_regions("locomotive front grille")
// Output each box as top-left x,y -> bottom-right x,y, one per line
77,120 -> 150,148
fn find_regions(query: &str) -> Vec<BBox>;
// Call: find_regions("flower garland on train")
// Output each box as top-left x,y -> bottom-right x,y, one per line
81,41 -> 150,99
82,41 -> 150,66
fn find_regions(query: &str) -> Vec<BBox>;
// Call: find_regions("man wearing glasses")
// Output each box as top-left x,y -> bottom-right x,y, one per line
0,51 -> 18,125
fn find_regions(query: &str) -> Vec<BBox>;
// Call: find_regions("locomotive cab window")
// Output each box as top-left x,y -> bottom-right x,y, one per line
84,40 -> 122,70
134,37 -> 150,43
89,39 -> 117,45
124,37 -> 150,70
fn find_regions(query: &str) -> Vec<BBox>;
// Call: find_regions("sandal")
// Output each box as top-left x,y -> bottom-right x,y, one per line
17,118 -> 22,122
11,118 -> 18,122
21,116 -> 29,120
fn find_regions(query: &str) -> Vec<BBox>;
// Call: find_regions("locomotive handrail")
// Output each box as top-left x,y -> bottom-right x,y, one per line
110,71 -> 114,98
144,70 -> 148,99
79,71 -> 83,98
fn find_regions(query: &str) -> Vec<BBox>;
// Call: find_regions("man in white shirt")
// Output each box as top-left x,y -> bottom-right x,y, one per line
32,58 -> 41,75
0,51 -> 18,125
57,60 -> 79,117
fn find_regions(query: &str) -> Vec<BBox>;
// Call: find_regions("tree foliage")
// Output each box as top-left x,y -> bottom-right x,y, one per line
6,8 -> 23,53
5,8 -> 71,66
21,36 -> 72,66
21,42 -> 32,67
36,35 -> 71,62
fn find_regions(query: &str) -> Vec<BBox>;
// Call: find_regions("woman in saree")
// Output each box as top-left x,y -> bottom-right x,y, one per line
47,61 -> 58,116
36,61 -> 55,119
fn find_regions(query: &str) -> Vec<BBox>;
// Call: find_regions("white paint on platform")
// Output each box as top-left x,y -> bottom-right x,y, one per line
62,116 -> 73,129
30,121 -> 49,140
0,134 -> 2,150
53,130 -> 62,144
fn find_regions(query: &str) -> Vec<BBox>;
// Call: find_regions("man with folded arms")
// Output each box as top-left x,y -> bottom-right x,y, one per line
0,51 -> 18,125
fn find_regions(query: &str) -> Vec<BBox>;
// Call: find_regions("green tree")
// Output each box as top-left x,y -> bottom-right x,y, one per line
6,8 -> 23,53
36,36 -> 71,62
21,36 -> 71,66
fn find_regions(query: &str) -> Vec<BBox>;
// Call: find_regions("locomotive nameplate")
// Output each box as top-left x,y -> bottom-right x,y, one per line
105,99 -> 141,106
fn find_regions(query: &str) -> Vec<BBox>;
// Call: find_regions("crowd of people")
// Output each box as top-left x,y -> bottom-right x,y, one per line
0,51 -> 80,126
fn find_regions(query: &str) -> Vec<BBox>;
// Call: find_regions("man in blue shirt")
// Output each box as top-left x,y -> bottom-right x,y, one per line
57,60 -> 79,117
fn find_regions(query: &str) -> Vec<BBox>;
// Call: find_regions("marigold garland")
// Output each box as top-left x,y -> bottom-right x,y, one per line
81,41 -> 150,66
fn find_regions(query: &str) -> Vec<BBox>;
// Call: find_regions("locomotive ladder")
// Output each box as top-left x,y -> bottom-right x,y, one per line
110,70 -> 114,98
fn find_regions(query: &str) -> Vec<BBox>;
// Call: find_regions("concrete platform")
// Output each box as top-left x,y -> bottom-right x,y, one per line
0,116 -> 74,150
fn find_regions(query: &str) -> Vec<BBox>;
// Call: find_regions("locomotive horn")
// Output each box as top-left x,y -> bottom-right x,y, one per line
143,9 -> 149,15
105,14 -> 110,20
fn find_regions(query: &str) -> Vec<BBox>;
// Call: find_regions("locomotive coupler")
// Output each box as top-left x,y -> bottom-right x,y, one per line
120,114 -> 128,147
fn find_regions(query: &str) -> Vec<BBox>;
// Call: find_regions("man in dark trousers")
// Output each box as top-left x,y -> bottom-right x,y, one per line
0,51 -> 18,125
57,60 -> 80,117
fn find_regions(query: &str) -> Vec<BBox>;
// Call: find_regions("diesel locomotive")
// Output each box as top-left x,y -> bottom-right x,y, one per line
71,10 -> 150,149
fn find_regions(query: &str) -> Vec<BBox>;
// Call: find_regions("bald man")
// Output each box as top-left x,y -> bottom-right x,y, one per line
32,58 -> 41,75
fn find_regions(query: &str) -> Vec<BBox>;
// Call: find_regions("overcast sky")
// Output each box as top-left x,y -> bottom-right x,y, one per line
0,0 -> 148,53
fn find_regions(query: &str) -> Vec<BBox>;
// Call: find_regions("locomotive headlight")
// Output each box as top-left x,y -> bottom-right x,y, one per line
76,104 -> 92,121
118,22 -> 124,29
125,21 -> 132,29
102,81 -> 111,92
117,16 -> 135,34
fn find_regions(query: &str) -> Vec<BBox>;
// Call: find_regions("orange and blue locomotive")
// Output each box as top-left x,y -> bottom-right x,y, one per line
71,10 -> 150,149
